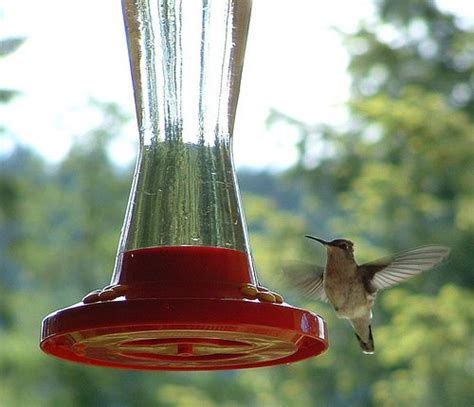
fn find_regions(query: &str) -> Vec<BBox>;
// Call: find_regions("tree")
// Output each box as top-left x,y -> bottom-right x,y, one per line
269,0 -> 474,289
0,37 -> 24,103
266,0 -> 474,405
374,285 -> 474,406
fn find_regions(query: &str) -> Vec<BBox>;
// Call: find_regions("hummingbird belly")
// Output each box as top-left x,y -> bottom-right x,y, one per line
324,274 -> 372,320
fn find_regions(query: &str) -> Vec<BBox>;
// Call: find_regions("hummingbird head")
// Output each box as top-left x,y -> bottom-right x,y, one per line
305,235 -> 355,260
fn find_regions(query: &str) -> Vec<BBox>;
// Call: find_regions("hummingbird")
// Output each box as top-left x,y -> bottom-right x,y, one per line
285,236 -> 450,354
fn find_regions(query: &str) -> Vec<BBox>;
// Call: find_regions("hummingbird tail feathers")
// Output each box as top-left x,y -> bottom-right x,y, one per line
355,325 -> 374,354
350,318 -> 375,354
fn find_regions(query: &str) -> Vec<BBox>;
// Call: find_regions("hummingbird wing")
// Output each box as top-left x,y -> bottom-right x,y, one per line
282,261 -> 328,302
359,245 -> 451,292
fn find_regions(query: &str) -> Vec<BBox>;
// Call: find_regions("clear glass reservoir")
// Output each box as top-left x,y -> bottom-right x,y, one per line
111,0 -> 257,290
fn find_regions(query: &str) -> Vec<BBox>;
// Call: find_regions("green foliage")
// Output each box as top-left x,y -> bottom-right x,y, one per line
0,90 -> 19,104
0,37 -> 25,103
262,0 -> 474,405
269,0 -> 474,288
374,285 -> 474,406
344,0 -> 474,112
0,38 -> 25,58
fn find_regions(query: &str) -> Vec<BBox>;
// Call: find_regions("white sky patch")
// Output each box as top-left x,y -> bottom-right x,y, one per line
0,0 -> 371,170
6,1 -> 471,170
0,0 -> 474,169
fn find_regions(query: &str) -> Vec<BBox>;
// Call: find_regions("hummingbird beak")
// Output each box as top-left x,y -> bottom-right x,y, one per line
305,235 -> 329,246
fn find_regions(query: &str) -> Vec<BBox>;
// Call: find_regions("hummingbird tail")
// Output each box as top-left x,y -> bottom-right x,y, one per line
350,318 -> 375,354
355,325 -> 374,354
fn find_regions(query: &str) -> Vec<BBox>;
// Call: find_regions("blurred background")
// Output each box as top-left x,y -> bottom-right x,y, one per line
1,0 -> 473,406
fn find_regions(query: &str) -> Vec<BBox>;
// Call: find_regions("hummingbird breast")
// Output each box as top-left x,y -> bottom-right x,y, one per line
324,259 -> 373,320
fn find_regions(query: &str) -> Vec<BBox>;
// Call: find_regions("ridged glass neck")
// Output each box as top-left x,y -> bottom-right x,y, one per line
123,0 -> 250,145
113,0 -> 253,283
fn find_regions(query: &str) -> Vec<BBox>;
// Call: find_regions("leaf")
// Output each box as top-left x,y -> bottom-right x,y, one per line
0,37 -> 25,58
0,89 -> 19,103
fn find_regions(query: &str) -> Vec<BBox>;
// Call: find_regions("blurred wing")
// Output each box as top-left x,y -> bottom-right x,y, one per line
282,261 -> 327,302
360,245 -> 451,292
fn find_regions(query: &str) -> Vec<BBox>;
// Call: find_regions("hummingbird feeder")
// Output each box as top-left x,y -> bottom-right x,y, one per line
40,0 -> 328,370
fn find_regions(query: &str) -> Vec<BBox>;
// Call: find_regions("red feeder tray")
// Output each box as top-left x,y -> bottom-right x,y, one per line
41,246 -> 328,370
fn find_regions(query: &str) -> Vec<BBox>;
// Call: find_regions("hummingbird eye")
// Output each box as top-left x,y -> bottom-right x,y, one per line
341,242 -> 352,251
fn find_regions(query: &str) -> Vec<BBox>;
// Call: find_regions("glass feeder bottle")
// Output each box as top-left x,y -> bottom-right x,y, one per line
112,0 -> 258,296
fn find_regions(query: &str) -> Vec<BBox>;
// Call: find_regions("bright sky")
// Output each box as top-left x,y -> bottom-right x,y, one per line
0,0 -> 471,170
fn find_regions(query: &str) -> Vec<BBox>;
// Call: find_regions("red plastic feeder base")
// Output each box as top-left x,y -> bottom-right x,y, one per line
41,298 -> 328,370
41,247 -> 328,370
